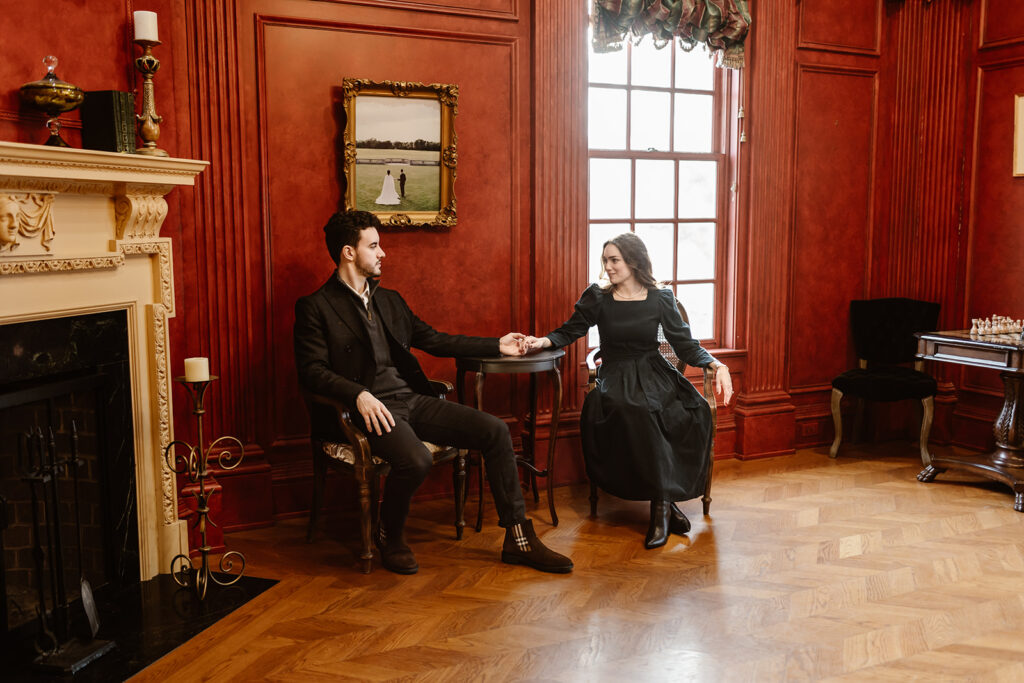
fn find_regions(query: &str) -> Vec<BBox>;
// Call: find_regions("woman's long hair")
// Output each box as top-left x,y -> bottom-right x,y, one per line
600,232 -> 659,290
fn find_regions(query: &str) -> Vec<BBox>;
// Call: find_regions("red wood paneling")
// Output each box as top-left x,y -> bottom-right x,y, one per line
798,0 -> 881,56
981,0 -> 1024,49
260,19 -> 523,453
733,0 -> 798,458
532,0 -> 588,421
789,66 -> 875,390
960,60 -> 1024,418
0,0 -> 135,145
321,0 -> 518,21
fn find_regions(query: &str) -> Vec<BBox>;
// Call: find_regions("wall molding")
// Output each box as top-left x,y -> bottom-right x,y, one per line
310,0 -> 518,22
797,0 -> 882,56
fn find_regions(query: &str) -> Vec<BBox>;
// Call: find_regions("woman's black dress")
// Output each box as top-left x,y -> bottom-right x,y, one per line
546,284 -> 715,502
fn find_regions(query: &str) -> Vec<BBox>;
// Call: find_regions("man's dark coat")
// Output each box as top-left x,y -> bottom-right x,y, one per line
294,276 -> 497,439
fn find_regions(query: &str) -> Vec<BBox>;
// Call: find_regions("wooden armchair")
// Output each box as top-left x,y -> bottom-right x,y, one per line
585,301 -> 718,516
304,380 -> 469,574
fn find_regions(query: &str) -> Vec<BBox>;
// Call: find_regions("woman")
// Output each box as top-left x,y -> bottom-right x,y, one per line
375,169 -> 401,205
526,233 -> 732,548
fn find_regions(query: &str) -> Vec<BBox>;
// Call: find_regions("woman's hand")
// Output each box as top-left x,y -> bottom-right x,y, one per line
714,364 -> 733,405
523,336 -> 552,352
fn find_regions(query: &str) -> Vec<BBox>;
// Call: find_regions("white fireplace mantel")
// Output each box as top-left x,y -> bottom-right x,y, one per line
0,140 -> 208,580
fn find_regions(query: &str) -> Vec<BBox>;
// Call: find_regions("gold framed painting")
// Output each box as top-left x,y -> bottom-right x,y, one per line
342,78 -> 458,227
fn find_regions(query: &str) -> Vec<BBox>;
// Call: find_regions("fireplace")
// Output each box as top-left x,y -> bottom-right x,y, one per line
0,141 -> 207,592
0,310 -> 138,636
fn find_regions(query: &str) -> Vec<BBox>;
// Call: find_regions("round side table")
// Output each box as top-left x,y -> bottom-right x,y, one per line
455,349 -> 565,526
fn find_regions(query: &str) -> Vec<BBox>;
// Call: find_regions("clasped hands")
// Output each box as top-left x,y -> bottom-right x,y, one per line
497,332 -> 551,356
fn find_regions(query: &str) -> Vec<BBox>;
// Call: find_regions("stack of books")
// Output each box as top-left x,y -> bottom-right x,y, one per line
80,91 -> 136,153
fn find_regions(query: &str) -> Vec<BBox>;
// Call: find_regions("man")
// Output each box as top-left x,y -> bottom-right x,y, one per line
294,210 -> 573,575
398,168 -> 407,198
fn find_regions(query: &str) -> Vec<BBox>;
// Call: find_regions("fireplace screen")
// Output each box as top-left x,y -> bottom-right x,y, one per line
0,310 -> 137,639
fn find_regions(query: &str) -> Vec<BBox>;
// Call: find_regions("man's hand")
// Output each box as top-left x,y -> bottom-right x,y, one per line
499,332 -> 527,356
715,365 -> 733,406
523,335 -> 552,352
355,390 -> 395,435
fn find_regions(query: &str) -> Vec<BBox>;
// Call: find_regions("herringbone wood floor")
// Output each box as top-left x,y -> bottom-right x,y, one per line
132,444 -> 1024,681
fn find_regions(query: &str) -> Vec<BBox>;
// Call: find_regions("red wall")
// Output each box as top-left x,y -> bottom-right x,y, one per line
4,0 -> 1023,535
955,0 -> 1024,449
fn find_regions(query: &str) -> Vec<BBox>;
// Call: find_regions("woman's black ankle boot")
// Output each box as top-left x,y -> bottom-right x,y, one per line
668,502 -> 691,535
644,500 -> 670,549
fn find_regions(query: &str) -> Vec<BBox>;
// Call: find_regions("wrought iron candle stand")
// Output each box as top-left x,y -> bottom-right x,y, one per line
165,376 -> 245,600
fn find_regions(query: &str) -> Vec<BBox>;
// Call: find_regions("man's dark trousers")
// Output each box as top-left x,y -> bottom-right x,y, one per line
368,392 -> 527,534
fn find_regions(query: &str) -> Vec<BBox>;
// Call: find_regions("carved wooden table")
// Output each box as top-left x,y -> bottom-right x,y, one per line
915,330 -> 1024,511
456,349 -> 565,526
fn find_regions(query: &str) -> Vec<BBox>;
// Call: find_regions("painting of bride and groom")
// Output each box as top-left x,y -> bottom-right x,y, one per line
352,95 -> 442,213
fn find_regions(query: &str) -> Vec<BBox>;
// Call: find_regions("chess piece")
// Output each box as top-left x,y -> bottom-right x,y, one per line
970,319 -> 979,335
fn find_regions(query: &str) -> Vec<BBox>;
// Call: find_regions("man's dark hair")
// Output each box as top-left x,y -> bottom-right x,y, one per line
323,210 -> 381,265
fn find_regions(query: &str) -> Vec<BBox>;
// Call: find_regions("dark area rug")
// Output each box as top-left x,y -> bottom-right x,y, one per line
3,573 -> 277,682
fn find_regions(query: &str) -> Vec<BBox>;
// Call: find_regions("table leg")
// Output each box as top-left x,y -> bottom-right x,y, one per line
474,371 -> 486,531
918,370 -> 1024,511
993,372 -> 1024,467
456,369 -> 466,406
528,373 -> 539,502
546,366 -> 562,527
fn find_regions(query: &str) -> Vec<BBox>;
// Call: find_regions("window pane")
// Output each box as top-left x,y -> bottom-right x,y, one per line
676,283 -> 714,339
673,93 -> 713,153
588,87 -> 626,150
630,90 -> 671,151
675,45 -> 714,91
677,222 -> 716,280
588,29 -> 627,84
631,37 -> 671,88
589,159 -> 632,219
677,160 -> 717,219
634,224 -> 674,282
588,223 -> 628,283
634,160 -> 675,219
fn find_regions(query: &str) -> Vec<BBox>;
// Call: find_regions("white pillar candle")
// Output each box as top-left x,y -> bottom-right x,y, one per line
183,357 -> 209,382
133,11 -> 159,42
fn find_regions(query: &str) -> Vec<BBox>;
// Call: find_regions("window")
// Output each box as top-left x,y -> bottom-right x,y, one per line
587,26 -> 736,346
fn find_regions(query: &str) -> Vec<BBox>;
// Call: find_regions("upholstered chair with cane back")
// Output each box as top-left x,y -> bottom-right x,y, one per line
304,380 -> 468,574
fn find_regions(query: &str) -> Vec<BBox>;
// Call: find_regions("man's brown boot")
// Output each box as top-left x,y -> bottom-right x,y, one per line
501,519 -> 573,573
374,522 -> 418,575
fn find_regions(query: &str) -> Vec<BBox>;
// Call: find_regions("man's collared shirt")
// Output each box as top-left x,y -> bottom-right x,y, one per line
338,272 -> 370,310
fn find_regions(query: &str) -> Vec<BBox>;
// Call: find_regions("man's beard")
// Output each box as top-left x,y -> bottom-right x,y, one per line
356,259 -> 380,278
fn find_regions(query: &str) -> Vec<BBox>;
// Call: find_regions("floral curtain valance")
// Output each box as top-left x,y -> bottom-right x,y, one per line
592,0 -> 752,70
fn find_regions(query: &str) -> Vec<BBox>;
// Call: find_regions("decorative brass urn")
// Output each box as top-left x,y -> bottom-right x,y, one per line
19,56 -> 84,147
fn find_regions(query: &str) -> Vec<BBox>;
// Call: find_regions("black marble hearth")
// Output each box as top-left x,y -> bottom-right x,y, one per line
2,573 -> 277,681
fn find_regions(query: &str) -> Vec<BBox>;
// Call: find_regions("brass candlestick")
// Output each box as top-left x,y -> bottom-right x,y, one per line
165,377 -> 245,599
133,39 -> 168,156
